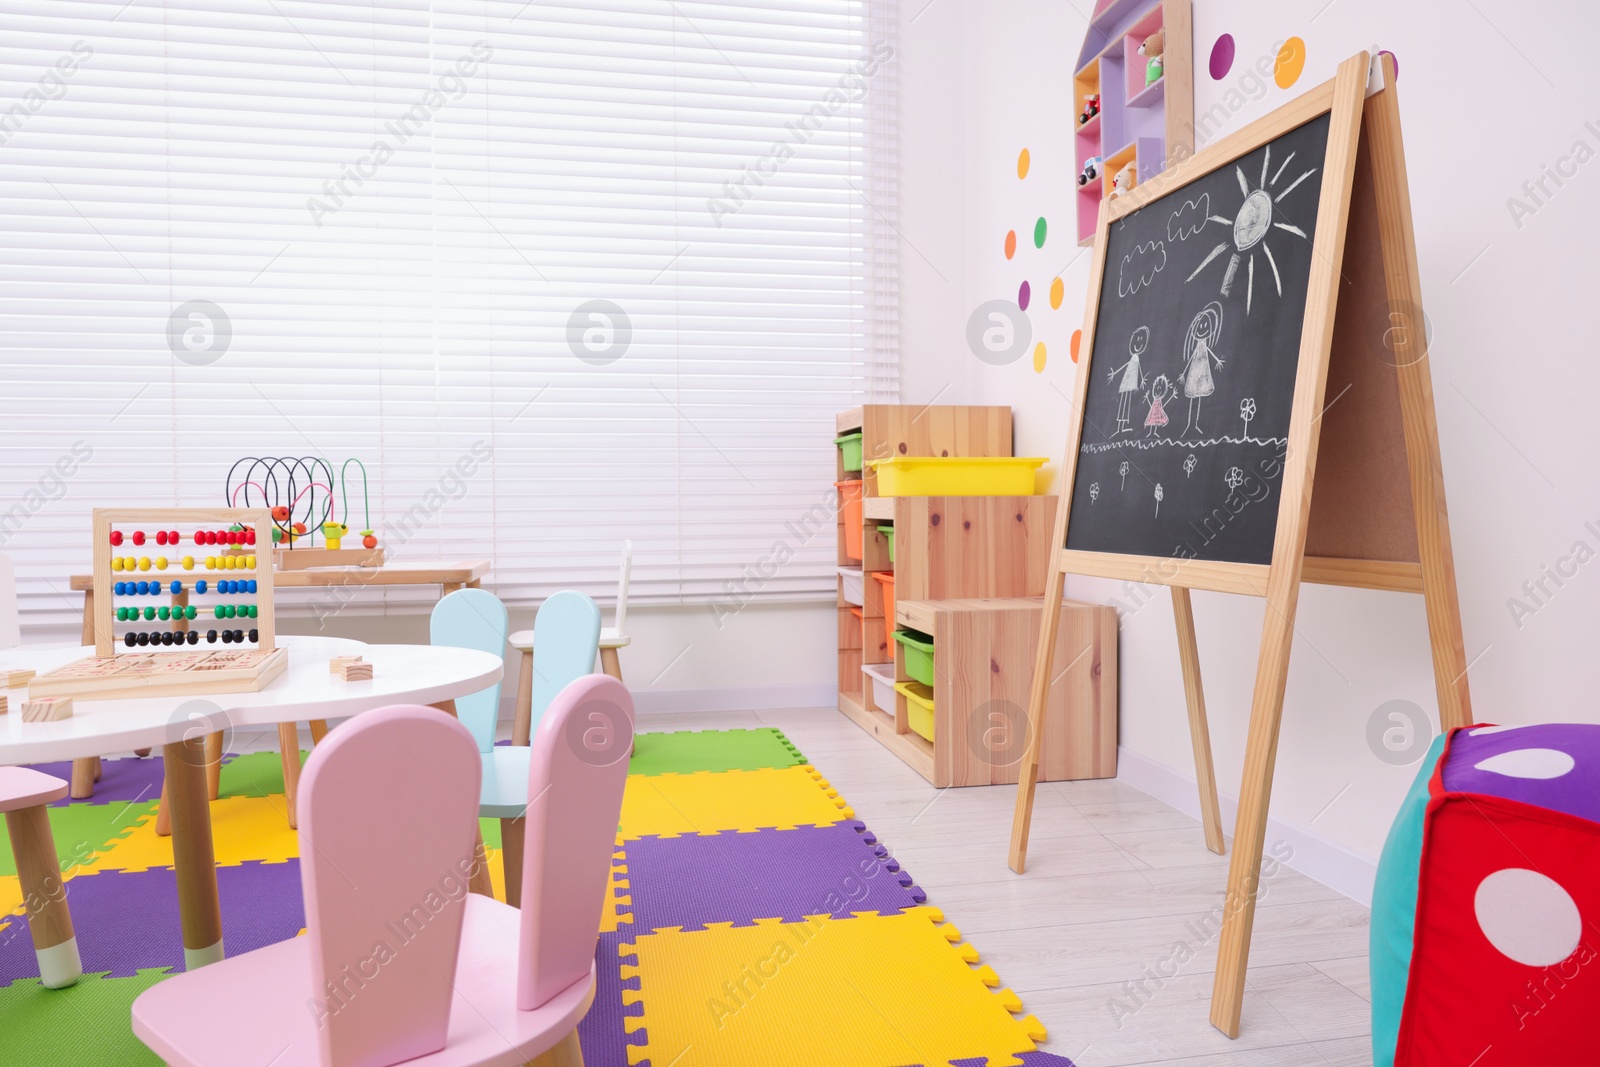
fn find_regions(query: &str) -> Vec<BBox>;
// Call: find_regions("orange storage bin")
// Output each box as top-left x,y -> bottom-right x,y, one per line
872,571 -> 895,648
835,480 -> 864,561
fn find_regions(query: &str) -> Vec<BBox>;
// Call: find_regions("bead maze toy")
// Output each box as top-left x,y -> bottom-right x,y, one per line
28,509 -> 287,701
225,456 -> 384,570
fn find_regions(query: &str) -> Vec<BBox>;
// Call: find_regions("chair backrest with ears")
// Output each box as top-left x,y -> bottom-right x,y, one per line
611,540 -> 632,636
528,590 -> 601,738
517,673 -> 635,1010
430,588 -> 509,752
0,553 -> 19,651
298,706 -> 483,1067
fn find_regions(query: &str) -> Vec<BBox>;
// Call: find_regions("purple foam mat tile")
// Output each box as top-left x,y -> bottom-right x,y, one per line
944,1055 -> 1077,1067
28,756 -> 168,808
0,860 -> 304,982
622,821 -> 926,934
578,929 -> 647,1067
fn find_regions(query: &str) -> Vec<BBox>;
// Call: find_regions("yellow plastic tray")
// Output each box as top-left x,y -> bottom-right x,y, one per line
866,456 -> 1047,496
894,679 -> 936,742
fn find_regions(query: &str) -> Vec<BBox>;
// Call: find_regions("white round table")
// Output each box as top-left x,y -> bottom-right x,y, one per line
0,635 -> 502,969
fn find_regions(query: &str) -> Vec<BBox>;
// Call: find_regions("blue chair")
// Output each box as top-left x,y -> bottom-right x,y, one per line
432,588 -> 601,904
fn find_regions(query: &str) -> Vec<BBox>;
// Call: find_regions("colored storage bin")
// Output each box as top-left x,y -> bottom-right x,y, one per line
861,662 -> 895,715
894,680 -> 936,742
865,456 -> 1048,496
838,565 -> 864,607
872,571 -> 896,648
836,480 -> 863,561
877,524 -> 894,563
835,432 -> 863,473
893,628 -> 934,688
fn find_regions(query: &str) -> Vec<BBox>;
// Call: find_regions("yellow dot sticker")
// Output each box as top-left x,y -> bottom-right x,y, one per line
1033,342 -> 1047,372
1017,148 -> 1031,179
1049,277 -> 1064,309
1274,37 -> 1306,89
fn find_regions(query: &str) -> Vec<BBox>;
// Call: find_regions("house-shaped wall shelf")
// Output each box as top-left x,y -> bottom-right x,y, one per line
1073,0 -> 1193,246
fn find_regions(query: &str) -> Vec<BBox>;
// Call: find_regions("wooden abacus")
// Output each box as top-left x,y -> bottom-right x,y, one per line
29,509 -> 289,700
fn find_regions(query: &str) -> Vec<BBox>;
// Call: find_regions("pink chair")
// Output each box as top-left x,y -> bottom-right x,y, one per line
131,674 -> 636,1067
1,766 -> 83,988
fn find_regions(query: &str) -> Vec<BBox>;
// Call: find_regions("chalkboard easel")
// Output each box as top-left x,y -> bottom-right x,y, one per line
1007,52 -> 1472,1037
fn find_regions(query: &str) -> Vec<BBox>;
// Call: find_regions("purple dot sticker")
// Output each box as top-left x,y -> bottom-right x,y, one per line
1379,49 -> 1399,80
1210,34 -> 1235,80
1018,280 -> 1031,311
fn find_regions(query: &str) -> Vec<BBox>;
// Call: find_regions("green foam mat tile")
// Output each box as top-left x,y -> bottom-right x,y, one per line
0,801 -> 156,879
217,750 -> 306,799
0,969 -> 168,1065
628,728 -> 807,776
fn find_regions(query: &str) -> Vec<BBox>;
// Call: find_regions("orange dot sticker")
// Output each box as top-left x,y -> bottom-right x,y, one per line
1070,329 -> 1082,363
1004,230 -> 1017,259
1049,277 -> 1064,309
1274,37 -> 1306,89
1017,148 -> 1030,179
1032,342 -> 1047,373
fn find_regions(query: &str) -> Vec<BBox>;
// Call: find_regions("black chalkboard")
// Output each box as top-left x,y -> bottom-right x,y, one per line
1064,112 -> 1332,566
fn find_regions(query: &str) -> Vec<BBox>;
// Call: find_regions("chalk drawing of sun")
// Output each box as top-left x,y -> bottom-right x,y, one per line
1184,146 -> 1317,313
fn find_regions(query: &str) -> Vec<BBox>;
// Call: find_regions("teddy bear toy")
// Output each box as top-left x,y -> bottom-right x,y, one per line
1077,156 -> 1103,186
1138,29 -> 1165,85
1078,93 -> 1100,125
1109,162 -> 1137,197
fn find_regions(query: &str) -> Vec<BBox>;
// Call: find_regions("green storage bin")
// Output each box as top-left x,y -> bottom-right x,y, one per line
877,524 -> 894,563
893,628 -> 935,688
835,431 -> 863,472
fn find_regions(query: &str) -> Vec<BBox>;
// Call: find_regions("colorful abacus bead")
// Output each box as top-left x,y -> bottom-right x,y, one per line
195,580 -> 207,594
170,580 -> 182,594
110,530 -> 124,546
112,557 -> 124,572
206,630 -> 218,643
155,530 -> 168,546
132,531 -> 146,546
124,632 -> 136,647
157,606 -> 170,621
182,556 -> 194,570
248,628 -> 259,643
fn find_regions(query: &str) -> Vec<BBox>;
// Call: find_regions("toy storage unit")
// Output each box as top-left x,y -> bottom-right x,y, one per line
834,404 -> 1117,788
1072,0 -> 1193,245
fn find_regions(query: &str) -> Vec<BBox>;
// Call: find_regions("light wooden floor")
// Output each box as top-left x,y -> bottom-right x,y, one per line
648,706 -> 1376,1067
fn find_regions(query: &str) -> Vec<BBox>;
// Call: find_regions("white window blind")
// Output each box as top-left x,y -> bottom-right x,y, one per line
0,0 -> 899,627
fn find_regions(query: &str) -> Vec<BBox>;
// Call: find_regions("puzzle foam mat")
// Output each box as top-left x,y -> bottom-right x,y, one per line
1,729 -> 1073,1066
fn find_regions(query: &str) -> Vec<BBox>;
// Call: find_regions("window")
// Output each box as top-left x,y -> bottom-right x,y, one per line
0,0 -> 899,626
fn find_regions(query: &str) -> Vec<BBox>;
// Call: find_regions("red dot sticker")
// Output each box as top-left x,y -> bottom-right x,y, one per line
1210,34 -> 1235,80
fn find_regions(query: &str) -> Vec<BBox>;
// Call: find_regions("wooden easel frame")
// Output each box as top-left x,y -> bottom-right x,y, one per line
1008,52 -> 1472,1036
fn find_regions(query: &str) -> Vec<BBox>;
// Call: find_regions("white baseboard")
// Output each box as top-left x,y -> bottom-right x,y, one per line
627,683 -> 836,715
1115,745 -> 1378,907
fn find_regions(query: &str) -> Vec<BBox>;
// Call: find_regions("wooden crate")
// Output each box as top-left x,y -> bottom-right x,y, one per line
836,405 -> 1014,500
892,496 -> 1057,601
837,596 -> 1117,787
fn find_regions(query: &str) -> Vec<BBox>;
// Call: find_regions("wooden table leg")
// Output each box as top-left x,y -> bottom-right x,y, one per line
599,647 -> 623,682
1172,588 -> 1225,855
92,756 -> 102,782
204,731 -> 223,801
5,805 -> 83,988
69,757 -> 96,800
309,720 -> 329,745
512,647 -> 534,747
500,816 -> 525,906
277,723 -> 303,830
530,1029 -> 585,1067
155,776 -> 172,837
431,699 -> 496,899
164,737 -> 224,969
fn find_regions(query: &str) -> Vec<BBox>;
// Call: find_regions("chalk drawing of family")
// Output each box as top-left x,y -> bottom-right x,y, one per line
1105,303 -> 1227,438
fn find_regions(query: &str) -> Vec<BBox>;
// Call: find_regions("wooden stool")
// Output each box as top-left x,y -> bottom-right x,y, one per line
0,767 -> 83,988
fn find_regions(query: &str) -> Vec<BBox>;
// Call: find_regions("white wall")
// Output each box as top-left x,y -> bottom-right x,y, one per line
900,0 -> 1600,898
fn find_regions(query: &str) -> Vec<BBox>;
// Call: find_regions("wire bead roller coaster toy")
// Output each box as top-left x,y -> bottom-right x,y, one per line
224,456 -> 384,570
26,508 -> 288,702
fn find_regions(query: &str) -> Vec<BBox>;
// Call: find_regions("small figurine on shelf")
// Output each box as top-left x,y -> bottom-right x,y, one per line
1110,162 -> 1137,197
321,522 -> 348,550
1139,29 -> 1165,86
1078,156 -> 1103,187
1078,93 -> 1100,126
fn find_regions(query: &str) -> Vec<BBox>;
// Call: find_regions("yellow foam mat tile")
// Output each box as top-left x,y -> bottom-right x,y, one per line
619,766 -> 853,840
0,875 -> 21,919
603,849 -> 632,933
618,907 -> 1045,1067
91,795 -> 300,872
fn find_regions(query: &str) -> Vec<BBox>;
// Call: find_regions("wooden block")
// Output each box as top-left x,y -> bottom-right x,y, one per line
338,661 -> 373,681
0,694 -> 7,714
21,696 -> 73,723
328,655 -> 364,675
1,669 -> 36,689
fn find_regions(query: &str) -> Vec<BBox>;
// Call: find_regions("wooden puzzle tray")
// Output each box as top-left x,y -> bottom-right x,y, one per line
28,647 -> 289,701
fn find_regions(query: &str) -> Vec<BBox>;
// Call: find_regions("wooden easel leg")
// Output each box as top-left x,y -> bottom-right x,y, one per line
501,816 -> 525,906
1172,588 -> 1225,855
529,1028 -> 585,1067
165,737 -> 224,969
6,805 -> 83,988
277,723 -> 302,830
1008,564 -> 1068,874
431,699 -> 497,900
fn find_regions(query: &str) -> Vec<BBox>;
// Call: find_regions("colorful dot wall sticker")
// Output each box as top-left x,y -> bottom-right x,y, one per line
1049,277 -> 1064,310
1018,280 -> 1031,311
1209,34 -> 1235,79
1005,230 -> 1017,259
1017,148 -> 1031,179
1033,217 -> 1047,248
1274,37 -> 1306,89
1033,342 -> 1047,373
1070,329 -> 1082,363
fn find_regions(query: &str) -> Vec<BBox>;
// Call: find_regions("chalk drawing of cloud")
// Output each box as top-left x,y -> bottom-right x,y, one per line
1167,193 -> 1212,242
1118,240 -> 1167,297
